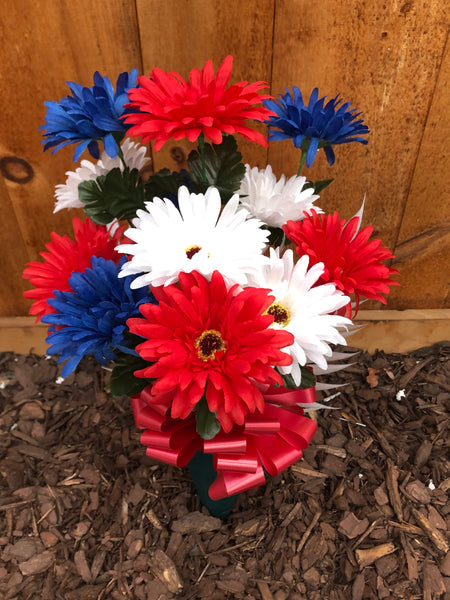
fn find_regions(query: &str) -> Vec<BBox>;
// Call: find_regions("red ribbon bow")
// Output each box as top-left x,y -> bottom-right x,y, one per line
131,384 -> 317,500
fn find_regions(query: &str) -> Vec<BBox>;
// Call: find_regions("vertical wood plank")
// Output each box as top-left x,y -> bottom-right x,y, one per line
0,177 -> 30,315
389,33 -> 450,309
269,0 -> 448,256
135,0 -> 275,171
0,0 -> 143,317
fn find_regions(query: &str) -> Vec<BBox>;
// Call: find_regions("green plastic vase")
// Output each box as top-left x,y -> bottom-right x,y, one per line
187,451 -> 238,519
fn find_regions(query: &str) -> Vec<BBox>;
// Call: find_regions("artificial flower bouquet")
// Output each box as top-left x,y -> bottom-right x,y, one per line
23,56 -> 397,516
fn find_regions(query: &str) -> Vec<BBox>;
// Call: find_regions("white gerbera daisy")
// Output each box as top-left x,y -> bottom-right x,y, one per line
53,139 -> 150,213
238,164 -> 322,228
248,248 -> 352,385
117,186 -> 270,289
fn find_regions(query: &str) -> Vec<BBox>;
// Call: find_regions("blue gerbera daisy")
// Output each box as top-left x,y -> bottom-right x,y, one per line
41,256 -> 153,377
264,87 -> 369,170
40,69 -> 138,162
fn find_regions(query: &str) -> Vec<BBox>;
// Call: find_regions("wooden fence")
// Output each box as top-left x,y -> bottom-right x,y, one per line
0,1 -> 449,351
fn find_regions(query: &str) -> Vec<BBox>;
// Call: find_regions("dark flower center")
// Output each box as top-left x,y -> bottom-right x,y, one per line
195,329 -> 226,361
266,302 -> 290,327
185,245 -> 202,259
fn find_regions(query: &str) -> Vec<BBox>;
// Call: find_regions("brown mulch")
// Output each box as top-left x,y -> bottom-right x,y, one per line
0,343 -> 449,600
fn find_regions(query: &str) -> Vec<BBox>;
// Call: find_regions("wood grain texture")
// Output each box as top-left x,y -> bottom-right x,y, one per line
1,1 -> 449,317
0,177 -> 30,315
135,0 -> 275,172
0,320 -> 48,356
268,0 -> 448,252
351,309 -> 450,352
348,318 -> 450,354
0,0 -> 142,315
1,312 -> 448,356
389,34 -> 450,309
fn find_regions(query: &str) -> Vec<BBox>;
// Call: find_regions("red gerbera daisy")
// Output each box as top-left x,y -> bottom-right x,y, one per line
23,217 -> 124,321
123,55 -> 275,150
283,210 -> 398,315
128,270 -> 294,433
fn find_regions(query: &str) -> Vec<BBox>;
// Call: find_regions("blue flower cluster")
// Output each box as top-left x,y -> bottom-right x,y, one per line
264,87 -> 369,167
42,256 -> 152,377
40,69 -> 138,161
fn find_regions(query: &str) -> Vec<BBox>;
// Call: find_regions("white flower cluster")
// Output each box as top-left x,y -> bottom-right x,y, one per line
116,186 -> 269,288
238,164 -> 322,228
54,139 -> 150,213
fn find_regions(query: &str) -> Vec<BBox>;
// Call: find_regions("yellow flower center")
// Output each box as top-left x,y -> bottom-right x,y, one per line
195,329 -> 226,361
185,245 -> 202,259
266,302 -> 290,327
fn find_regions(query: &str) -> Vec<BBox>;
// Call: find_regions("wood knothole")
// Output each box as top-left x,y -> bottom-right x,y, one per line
0,156 -> 34,184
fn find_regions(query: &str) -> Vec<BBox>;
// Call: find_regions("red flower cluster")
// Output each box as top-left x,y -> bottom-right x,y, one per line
124,55 -> 275,150
283,210 -> 398,314
23,218 -> 123,321
128,270 -> 294,432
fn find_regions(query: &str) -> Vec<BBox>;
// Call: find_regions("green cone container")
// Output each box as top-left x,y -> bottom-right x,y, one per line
187,451 -> 238,519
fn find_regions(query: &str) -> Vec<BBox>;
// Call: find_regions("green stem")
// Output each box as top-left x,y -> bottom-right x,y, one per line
117,145 -> 127,169
297,151 -> 307,176
198,132 -> 207,184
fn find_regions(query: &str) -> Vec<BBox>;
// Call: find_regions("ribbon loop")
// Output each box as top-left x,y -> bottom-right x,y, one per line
244,419 -> 280,434
215,454 -> 259,473
145,439 -> 200,468
263,384 -> 317,405
130,396 -> 167,430
203,435 -> 247,454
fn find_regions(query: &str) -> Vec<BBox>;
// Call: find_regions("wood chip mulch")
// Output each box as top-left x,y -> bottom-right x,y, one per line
0,343 -> 449,600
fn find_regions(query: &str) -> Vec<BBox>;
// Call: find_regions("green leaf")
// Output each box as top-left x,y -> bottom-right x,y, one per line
188,135 -> 245,202
78,167 -> 146,224
110,350 -> 153,397
144,168 -> 188,201
195,397 -> 221,440
304,178 -> 334,194
281,367 -> 316,391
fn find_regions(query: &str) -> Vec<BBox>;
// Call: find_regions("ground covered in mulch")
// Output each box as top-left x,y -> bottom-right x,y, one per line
0,343 -> 449,600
